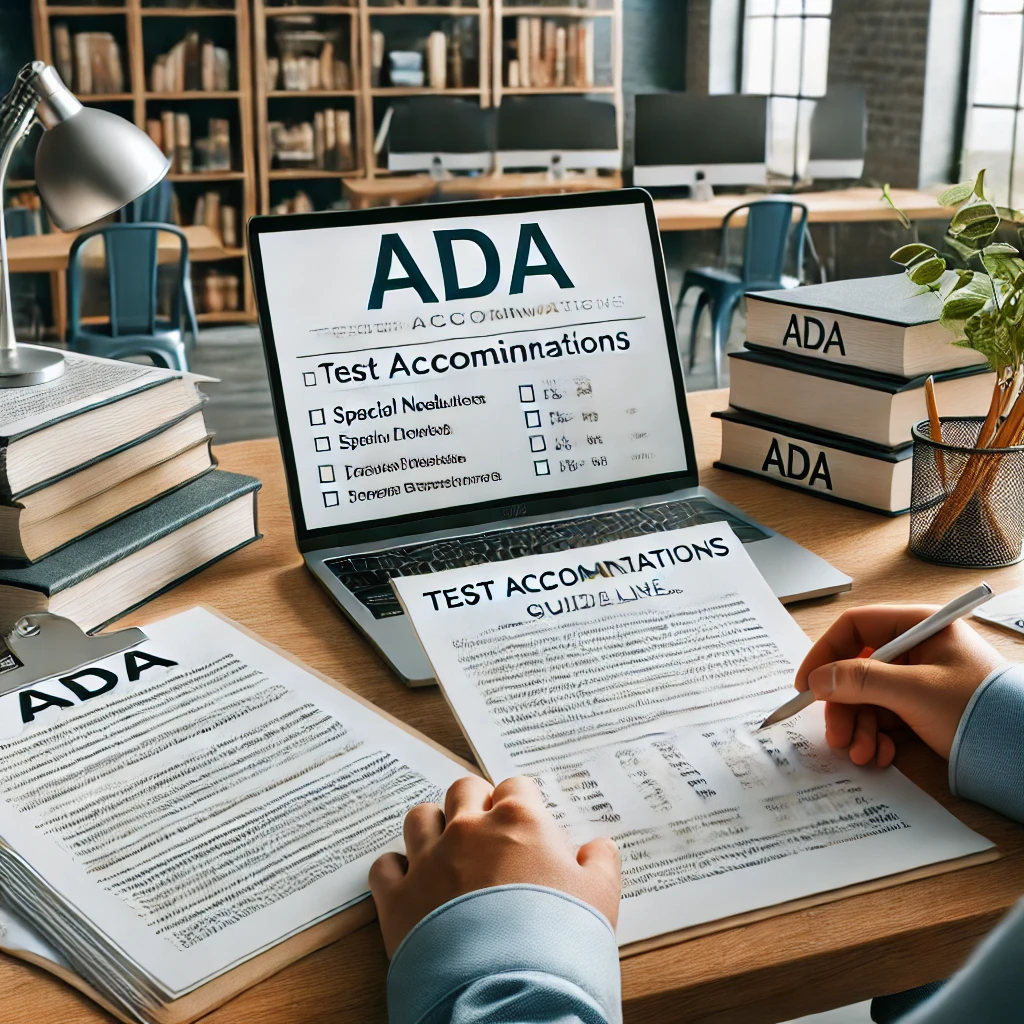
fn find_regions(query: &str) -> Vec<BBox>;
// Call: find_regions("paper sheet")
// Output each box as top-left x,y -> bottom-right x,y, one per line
0,608 -> 466,998
392,523 -> 995,946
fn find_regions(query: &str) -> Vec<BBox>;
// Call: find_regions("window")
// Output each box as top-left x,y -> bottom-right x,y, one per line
963,1 -> 1024,207
742,0 -> 832,179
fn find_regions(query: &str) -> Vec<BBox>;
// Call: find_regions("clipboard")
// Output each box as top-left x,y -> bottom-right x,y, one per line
0,607 -> 476,1024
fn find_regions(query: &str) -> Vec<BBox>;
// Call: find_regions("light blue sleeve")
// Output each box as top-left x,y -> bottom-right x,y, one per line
386,884 -> 621,1024
896,662 -> 1024,1023
948,662 -> 1024,823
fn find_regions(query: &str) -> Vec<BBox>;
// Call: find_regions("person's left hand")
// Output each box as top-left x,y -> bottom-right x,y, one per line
369,775 -> 621,958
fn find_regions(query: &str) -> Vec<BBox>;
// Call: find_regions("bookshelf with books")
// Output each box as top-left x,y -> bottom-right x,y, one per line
253,0 -> 363,213
31,0 -> 257,324
492,0 -> 622,147
360,1 -> 491,179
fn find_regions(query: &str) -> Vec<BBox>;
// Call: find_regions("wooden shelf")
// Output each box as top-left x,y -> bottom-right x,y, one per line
371,86 -> 483,96
167,171 -> 246,181
78,92 -> 134,102
45,5 -> 126,14
368,5 -> 482,14
196,309 -> 253,323
140,8 -> 239,17
501,85 -> 615,94
6,179 -> 35,188
145,91 -> 241,99
499,6 -> 614,15
268,168 -> 363,179
267,89 -> 358,98
265,6 -> 357,15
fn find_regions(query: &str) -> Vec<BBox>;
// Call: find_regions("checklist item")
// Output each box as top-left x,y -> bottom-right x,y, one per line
323,491 -> 339,507
519,384 -> 535,403
534,459 -> 550,476
529,435 -> 546,453
314,436 -> 331,452
309,408 -> 326,426
303,372 -> 317,387
524,410 -> 542,429
318,465 -> 335,483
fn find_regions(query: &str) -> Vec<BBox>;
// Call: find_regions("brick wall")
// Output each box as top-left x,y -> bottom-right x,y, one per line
827,0 -> 933,188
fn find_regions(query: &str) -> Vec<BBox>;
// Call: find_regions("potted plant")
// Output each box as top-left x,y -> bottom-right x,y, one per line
886,171 -> 1024,566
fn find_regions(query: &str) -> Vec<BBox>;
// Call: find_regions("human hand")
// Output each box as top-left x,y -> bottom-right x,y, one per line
794,605 -> 1004,768
369,775 -> 621,958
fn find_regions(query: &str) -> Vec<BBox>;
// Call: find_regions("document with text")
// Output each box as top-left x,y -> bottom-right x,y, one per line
0,607 -> 466,1014
392,523 -> 994,947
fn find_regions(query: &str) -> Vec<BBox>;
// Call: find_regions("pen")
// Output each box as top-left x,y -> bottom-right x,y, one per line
756,582 -> 995,731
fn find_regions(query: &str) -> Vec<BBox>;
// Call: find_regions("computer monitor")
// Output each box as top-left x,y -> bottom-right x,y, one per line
386,97 -> 495,173
632,93 -> 769,190
496,96 -> 620,172
807,86 -> 867,181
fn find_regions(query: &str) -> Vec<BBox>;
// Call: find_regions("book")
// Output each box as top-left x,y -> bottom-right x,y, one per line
0,409 -> 212,563
0,350 -> 208,499
728,346 -> 995,448
746,274 -> 989,377
713,407 -> 913,516
392,524 -> 993,951
0,471 -> 259,633
160,110 -> 176,168
52,24 -> 73,89
175,112 -> 192,174
0,606 -> 466,1024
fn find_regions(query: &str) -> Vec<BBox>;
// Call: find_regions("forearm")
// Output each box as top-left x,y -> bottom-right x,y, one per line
948,663 -> 1024,822
386,885 -> 621,1024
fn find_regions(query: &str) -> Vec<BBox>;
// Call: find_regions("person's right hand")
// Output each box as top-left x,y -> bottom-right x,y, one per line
794,604 -> 1004,768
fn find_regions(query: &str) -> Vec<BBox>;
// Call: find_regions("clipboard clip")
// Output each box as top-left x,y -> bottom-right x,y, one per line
0,613 -> 147,698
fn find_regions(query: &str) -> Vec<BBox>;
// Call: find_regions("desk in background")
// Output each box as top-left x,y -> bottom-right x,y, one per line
5,225 -> 226,340
2,389 -> 1021,1024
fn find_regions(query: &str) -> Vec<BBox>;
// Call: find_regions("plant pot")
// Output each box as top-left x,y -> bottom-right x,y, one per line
909,417 -> 1024,568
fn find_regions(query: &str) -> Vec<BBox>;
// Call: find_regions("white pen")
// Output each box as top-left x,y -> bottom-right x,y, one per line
757,582 -> 995,731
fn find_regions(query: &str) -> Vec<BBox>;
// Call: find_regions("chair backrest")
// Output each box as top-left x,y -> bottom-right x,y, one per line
120,178 -> 173,224
721,199 -> 809,287
66,222 -> 190,338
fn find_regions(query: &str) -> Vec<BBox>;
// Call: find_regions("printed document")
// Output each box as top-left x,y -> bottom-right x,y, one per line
392,523 -> 994,946
0,607 -> 465,998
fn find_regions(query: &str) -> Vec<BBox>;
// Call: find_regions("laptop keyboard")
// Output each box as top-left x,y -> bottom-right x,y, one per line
325,497 -> 768,619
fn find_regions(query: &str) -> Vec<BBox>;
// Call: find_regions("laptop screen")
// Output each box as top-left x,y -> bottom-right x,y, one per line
251,191 -> 693,543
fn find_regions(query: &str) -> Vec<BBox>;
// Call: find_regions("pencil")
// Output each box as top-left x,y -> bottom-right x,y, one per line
925,375 -> 947,489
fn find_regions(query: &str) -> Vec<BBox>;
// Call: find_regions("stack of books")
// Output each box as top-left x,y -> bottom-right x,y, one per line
52,25 -> 125,95
714,274 -> 994,515
267,19 -> 351,92
146,114 -> 232,175
268,110 -> 354,171
0,350 -> 259,632
149,30 -> 231,93
508,15 -> 596,89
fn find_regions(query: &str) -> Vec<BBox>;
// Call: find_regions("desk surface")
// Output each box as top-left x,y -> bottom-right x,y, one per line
654,187 -> 953,232
2,389 -> 1022,1024
5,225 -> 225,274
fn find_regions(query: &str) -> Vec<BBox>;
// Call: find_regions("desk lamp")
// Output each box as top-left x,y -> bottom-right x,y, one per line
0,62 -> 169,387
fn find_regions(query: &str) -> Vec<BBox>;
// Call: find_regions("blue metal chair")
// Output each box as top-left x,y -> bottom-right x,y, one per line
120,179 -> 199,348
66,222 -> 193,371
676,198 -> 809,387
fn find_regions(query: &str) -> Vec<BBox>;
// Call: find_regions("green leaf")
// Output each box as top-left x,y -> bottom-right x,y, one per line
982,242 -> 1020,256
908,256 -> 947,286
881,184 -> 911,229
937,180 -> 975,208
974,168 -> 987,199
890,242 -> 936,266
952,268 -> 975,290
962,307 -> 1014,372
941,293 -> 988,323
998,206 -> 1024,224
950,200 -> 1001,241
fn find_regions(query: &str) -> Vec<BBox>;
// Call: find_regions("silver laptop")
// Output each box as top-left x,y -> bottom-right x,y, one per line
249,189 -> 851,686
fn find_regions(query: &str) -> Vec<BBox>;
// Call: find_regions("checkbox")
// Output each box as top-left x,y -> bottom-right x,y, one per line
323,491 -> 339,507
314,436 -> 330,452
524,410 -> 541,428
318,464 -> 335,483
303,372 -> 317,387
519,385 -> 535,403
529,434 -> 546,453
534,459 -> 550,476
309,408 -> 326,426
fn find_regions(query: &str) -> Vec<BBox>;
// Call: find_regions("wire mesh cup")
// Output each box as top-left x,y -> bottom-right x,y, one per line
910,417 -> 1024,568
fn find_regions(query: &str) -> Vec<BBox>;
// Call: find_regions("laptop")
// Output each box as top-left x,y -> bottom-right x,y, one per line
248,189 -> 851,686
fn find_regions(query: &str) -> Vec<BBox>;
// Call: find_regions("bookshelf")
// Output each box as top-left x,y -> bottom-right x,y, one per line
30,0 -> 257,325
491,0 -> 622,150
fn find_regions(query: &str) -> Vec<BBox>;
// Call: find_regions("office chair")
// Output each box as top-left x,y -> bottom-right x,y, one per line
66,222 -> 195,371
119,178 -> 199,347
677,198 -> 808,387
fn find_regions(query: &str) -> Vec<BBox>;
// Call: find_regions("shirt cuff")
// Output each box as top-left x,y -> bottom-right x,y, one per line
386,884 -> 621,1024
949,662 -> 1024,823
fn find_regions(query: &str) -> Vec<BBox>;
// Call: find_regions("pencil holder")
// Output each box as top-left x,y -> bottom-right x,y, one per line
909,417 -> 1024,568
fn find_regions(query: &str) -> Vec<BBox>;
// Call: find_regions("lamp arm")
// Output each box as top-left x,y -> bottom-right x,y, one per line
0,66 -> 44,356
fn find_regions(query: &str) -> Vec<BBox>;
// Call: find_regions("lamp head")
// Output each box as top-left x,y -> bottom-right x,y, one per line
29,63 -> 169,231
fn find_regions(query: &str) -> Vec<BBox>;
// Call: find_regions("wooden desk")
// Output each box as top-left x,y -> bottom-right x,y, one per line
3,390 -> 1022,1024
5,226 -> 225,339
654,187 -> 954,232
345,172 -> 623,210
